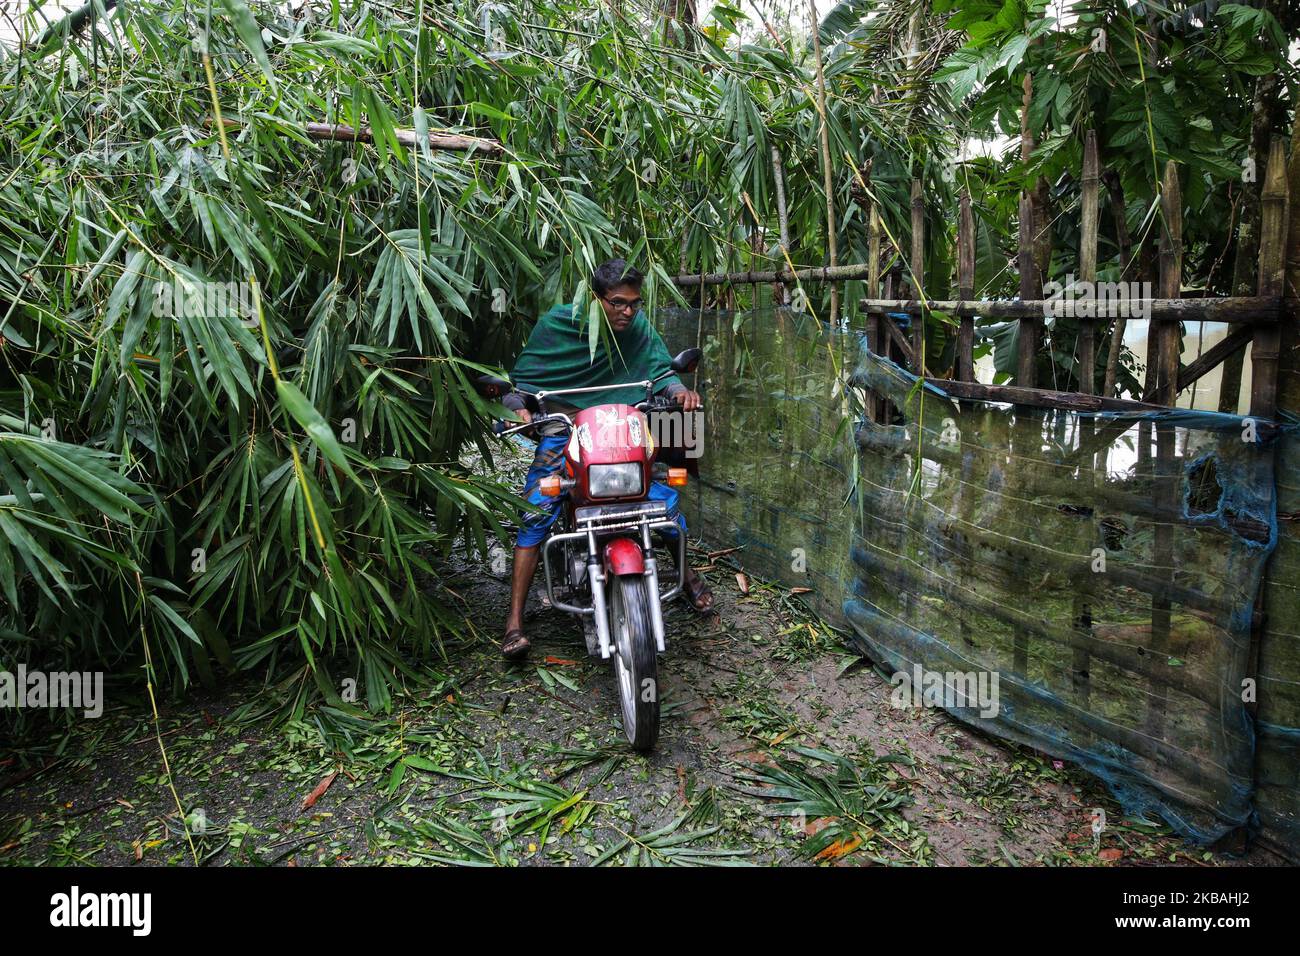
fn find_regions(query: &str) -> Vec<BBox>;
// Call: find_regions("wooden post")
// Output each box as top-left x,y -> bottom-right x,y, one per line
1078,131 -> 1100,395
911,177 -> 925,375
868,202 -> 882,303
1102,169 -> 1135,397
1144,163 -> 1183,740
953,191 -> 978,680
867,171 -> 883,421
1145,419 -> 1177,741
1252,136 -> 1288,419
956,190 -> 975,381
771,145 -> 790,306
1072,131 -> 1102,714
1016,71 -> 1042,388
1013,188 -> 1036,669
809,0 -> 839,328
1017,193 -> 1040,386
1155,160 -> 1183,406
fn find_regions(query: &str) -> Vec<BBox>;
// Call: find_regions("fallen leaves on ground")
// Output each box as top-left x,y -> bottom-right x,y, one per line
815,835 -> 863,860
301,770 -> 339,810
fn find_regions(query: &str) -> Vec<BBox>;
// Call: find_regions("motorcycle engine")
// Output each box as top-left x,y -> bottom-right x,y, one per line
569,550 -> 588,591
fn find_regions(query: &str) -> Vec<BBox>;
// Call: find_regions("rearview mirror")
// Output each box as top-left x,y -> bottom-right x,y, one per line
670,347 -> 702,375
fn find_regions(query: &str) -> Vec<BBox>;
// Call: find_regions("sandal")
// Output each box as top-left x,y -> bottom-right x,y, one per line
682,571 -> 716,614
501,627 -> 531,660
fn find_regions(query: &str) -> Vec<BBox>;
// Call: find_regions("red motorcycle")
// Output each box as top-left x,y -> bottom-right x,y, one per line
476,347 -> 703,750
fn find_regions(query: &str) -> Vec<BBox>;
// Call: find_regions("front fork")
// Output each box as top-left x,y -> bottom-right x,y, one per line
640,522 -> 667,654
584,528 -> 614,660
543,519 -> 685,660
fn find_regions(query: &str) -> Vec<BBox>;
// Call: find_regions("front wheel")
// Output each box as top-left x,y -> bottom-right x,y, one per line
609,574 -> 659,751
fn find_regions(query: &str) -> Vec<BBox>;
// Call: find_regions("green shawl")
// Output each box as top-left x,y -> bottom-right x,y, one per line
511,303 -> 682,409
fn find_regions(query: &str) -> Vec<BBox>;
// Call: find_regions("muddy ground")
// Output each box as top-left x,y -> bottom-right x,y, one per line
1,545 -> 1285,867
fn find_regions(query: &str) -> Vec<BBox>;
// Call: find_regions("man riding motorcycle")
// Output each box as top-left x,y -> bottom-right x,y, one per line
496,259 -> 715,660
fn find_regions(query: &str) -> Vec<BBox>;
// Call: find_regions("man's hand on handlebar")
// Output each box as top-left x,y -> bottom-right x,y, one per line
672,389 -> 702,412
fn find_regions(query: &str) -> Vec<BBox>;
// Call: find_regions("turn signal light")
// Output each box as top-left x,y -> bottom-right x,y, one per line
667,467 -> 688,487
539,476 -> 563,496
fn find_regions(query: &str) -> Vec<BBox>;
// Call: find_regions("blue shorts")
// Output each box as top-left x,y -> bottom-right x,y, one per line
515,432 -> 687,548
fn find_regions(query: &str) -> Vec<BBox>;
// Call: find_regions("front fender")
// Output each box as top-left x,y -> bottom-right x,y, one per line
603,537 -> 644,576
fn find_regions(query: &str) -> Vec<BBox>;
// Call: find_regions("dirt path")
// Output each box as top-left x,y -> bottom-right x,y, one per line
0,541 -> 1283,866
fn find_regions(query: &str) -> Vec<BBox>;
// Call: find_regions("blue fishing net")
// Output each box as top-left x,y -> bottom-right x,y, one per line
658,303 -> 1291,849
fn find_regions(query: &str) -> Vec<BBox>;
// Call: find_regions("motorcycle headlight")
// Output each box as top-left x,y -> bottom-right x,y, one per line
587,463 -> 643,499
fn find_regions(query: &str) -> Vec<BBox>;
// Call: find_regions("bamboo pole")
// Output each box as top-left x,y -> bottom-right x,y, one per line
868,196 -> 885,421
910,178 -> 926,374
771,145 -> 791,306
854,159 -> 882,418
953,186 -> 978,682
1251,137 -> 1289,419
1102,170 -> 1136,397
1016,73 -> 1041,388
1017,193 -> 1040,386
207,118 -> 504,155
956,191 -> 975,381
26,0 -> 118,54
809,0 -> 839,327
1220,27 -> 1285,414
903,376 -> 1170,413
1078,131 -> 1101,394
742,190 -> 762,310
1176,326 -> 1253,393
1144,161 -> 1183,739
1072,131 -> 1102,714
675,262 -> 880,286
868,201 -> 882,301
1154,160 -> 1183,406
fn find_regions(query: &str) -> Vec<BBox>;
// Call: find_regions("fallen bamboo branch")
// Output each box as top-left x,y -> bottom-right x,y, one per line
26,0 -> 117,54
672,262 -> 877,287
207,118 -> 504,156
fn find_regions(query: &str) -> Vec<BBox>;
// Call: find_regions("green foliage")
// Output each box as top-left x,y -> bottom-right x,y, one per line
744,745 -> 930,863
4,0 -> 1276,726
931,0 -> 1294,388
0,0 -> 948,726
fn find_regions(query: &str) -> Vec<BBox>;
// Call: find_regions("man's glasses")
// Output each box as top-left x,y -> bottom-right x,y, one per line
602,295 -> 643,313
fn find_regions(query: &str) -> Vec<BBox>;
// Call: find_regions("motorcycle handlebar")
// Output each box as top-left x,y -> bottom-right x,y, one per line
637,398 -> 705,413
492,402 -> 703,440
491,412 -> 574,439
